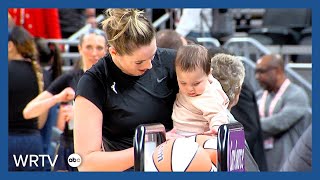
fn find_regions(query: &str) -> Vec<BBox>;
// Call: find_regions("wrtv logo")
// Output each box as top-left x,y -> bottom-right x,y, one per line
13,154 -> 58,168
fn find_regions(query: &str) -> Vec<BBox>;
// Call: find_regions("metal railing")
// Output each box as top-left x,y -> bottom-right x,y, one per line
266,45 -> 312,55
197,37 -> 221,47
68,14 -> 105,41
43,39 -> 80,65
223,37 -> 312,62
152,12 -> 170,29
45,11 -> 176,65
152,9 -> 176,30
223,37 -> 271,60
287,63 -> 312,84
223,36 -> 311,93
238,56 -> 262,92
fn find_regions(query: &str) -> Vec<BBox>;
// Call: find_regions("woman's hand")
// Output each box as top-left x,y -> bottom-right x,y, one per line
60,104 -> 74,123
56,103 -> 74,131
55,87 -> 75,103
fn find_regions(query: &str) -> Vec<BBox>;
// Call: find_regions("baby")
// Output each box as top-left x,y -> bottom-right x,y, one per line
172,44 -> 230,136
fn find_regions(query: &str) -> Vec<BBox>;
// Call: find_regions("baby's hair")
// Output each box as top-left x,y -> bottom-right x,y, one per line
175,44 -> 210,75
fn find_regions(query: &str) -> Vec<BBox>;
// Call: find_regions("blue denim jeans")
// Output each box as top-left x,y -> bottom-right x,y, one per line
41,105 -> 59,171
8,132 -> 44,171
41,104 -> 58,155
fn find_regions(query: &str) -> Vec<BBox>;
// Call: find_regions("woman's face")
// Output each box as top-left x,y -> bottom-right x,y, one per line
78,33 -> 107,70
111,38 -> 157,76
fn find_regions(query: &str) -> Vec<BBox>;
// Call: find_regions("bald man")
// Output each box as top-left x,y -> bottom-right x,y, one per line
255,54 -> 311,171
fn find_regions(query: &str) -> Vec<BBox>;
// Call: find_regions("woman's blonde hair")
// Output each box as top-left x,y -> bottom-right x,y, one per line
211,54 -> 245,104
101,9 -> 155,56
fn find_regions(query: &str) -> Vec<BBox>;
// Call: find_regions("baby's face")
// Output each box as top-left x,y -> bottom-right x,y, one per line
176,67 -> 208,97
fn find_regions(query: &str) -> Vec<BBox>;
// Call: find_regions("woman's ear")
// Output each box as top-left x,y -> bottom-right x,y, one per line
109,46 -> 117,56
78,45 -> 82,55
105,45 -> 109,53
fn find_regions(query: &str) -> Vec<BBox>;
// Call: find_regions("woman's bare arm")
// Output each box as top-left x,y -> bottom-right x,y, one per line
74,96 -> 134,171
23,87 -> 75,129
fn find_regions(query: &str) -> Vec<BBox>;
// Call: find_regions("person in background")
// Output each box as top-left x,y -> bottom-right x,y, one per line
8,8 -> 61,39
58,8 -> 97,54
210,53 -> 259,171
230,80 -> 268,171
59,8 -> 97,38
8,26 -> 45,171
255,54 -> 311,171
280,123 -> 312,171
74,9 -> 179,171
175,8 -> 212,41
207,47 -> 267,171
210,53 -> 245,124
23,28 -> 108,171
156,29 -> 187,50
34,37 -> 63,170
35,37 -> 63,87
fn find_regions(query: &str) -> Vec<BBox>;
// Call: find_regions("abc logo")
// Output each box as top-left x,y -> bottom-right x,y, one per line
67,153 -> 82,167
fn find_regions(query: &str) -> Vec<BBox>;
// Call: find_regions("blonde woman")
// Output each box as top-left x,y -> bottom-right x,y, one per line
74,9 -> 178,171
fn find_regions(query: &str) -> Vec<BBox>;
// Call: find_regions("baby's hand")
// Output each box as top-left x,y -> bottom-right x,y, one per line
202,126 -> 219,136
166,128 -> 184,140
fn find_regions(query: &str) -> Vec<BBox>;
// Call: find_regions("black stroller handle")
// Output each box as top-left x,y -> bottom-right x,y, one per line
133,123 -> 166,171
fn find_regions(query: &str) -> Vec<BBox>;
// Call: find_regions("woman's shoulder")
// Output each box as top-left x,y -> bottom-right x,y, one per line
85,54 -> 110,78
78,55 -> 112,91
155,48 -> 177,69
157,48 -> 177,60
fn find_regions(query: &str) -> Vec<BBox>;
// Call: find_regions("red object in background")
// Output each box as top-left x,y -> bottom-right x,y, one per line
8,8 -> 62,39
